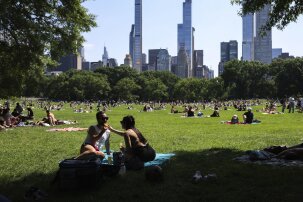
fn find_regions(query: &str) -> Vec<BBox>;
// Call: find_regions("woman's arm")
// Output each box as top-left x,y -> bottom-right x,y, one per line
108,126 -> 125,137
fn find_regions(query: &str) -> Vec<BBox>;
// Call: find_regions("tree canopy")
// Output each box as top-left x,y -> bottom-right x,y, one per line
231,0 -> 303,30
0,0 -> 96,95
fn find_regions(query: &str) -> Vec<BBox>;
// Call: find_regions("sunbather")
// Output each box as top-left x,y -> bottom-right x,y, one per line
109,115 -> 156,170
75,111 -> 110,160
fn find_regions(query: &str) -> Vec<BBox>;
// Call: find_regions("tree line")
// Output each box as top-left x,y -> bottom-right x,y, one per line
1,58 -> 301,101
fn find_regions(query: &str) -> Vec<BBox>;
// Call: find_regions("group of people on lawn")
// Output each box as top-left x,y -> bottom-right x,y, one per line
0,102 -> 34,129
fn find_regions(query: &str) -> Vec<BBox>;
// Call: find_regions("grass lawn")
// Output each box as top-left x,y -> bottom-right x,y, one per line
1,103 -> 303,201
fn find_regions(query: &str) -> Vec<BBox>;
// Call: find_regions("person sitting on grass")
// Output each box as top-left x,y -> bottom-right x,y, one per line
44,110 -> 57,126
230,114 -> 239,124
109,115 -> 156,170
243,107 -> 254,124
75,111 -> 110,160
210,109 -> 220,117
187,106 -> 195,117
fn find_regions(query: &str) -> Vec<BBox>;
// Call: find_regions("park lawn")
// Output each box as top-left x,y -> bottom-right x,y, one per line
1,104 -> 303,201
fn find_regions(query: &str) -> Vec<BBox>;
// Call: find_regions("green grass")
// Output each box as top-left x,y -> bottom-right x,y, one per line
1,103 -> 303,201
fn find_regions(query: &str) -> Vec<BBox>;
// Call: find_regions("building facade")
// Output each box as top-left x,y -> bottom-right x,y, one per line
177,0 -> 192,78
254,4 -> 272,64
156,49 -> 171,71
124,54 -> 132,67
133,0 -> 142,72
102,46 -> 109,66
218,40 -> 238,75
242,13 -> 254,61
272,48 -> 282,59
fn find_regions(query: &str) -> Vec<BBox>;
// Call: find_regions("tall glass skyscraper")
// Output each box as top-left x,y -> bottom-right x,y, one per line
133,0 -> 142,72
177,0 -> 192,78
254,4 -> 272,64
129,24 -> 135,61
242,13 -> 254,61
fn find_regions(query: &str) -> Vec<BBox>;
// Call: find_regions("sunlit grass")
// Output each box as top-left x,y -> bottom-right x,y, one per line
0,103 -> 303,201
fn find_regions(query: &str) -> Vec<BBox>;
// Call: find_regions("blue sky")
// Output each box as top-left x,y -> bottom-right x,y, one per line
82,0 -> 303,77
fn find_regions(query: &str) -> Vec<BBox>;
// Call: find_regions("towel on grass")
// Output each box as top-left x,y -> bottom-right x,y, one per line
103,153 -> 175,167
46,127 -> 87,132
144,153 -> 175,167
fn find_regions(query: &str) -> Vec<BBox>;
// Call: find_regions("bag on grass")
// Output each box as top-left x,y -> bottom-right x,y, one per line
57,158 -> 103,190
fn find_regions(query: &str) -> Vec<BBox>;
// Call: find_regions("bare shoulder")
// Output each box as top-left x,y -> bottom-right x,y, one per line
126,129 -> 137,137
88,125 -> 97,134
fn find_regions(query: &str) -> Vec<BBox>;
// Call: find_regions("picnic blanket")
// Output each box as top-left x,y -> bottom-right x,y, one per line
103,153 -> 175,167
46,127 -> 87,132
234,150 -> 303,167
144,153 -> 175,167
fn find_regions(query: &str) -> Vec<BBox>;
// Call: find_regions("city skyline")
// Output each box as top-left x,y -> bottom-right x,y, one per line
82,0 -> 303,77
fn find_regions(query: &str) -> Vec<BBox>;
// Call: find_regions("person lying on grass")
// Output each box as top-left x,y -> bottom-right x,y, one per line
265,143 -> 303,160
75,111 -> 110,160
109,115 -> 156,170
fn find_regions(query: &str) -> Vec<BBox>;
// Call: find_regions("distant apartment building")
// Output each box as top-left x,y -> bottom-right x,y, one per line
124,54 -> 132,67
108,58 -> 118,67
148,49 -> 171,71
55,53 -> 82,72
272,48 -> 282,59
90,61 -> 103,71
193,50 -> 203,78
218,40 -> 238,75
82,61 -> 91,71
278,52 -> 295,59
142,53 -> 147,65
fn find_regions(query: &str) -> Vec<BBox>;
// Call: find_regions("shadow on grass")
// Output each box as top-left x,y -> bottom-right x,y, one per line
1,148 -> 303,201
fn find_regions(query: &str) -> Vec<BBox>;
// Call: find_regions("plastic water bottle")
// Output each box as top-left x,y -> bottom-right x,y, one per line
119,164 -> 126,175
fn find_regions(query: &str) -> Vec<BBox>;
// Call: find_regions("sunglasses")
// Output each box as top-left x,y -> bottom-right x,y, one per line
98,116 -> 109,120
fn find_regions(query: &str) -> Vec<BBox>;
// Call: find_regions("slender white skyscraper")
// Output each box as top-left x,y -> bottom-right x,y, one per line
177,0 -> 192,78
242,13 -> 254,61
133,0 -> 142,72
102,46 -> 109,66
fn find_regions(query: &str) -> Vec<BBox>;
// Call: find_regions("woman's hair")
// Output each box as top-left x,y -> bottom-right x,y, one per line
121,115 -> 135,129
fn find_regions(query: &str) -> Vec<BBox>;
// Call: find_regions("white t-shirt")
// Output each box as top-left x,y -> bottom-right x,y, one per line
95,128 -> 110,150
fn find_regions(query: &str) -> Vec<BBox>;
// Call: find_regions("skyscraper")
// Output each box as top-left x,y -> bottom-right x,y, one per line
177,47 -> 189,78
102,46 -> 109,66
229,40 -> 238,60
177,0 -> 192,78
254,4 -> 272,64
242,13 -> 254,61
218,40 -> 238,75
129,24 -> 135,61
156,49 -> 171,71
133,0 -> 142,72
193,50 -> 203,77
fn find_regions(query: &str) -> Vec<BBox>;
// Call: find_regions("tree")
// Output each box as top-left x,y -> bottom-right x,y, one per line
112,78 -> 141,101
271,58 -> 303,97
231,0 -> 303,30
174,78 -> 206,102
46,70 -> 110,100
0,0 -> 96,96
95,66 -> 138,88
139,71 -> 180,100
